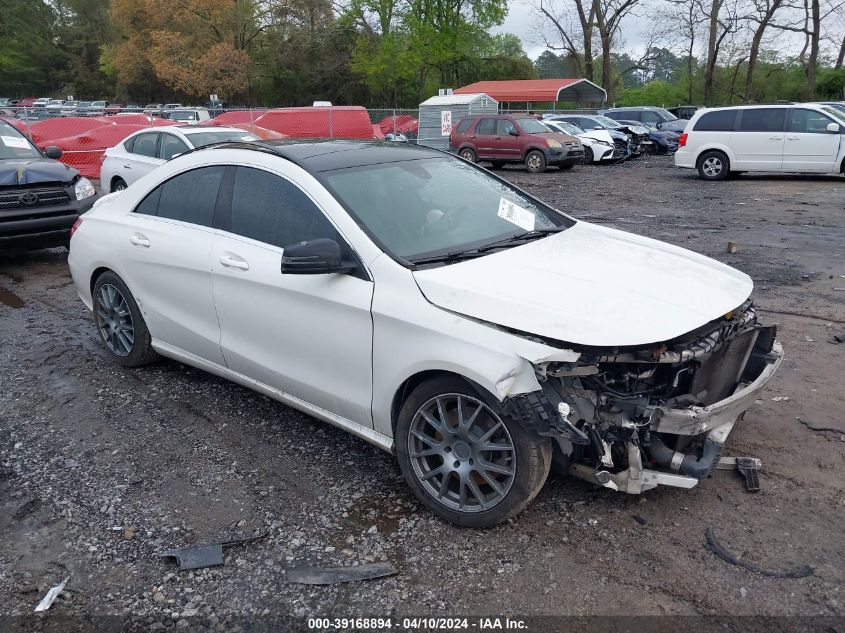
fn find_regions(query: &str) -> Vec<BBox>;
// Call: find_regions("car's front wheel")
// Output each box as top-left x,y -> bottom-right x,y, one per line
92,271 -> 159,368
697,150 -> 729,181
524,150 -> 546,173
579,147 -> 594,165
395,376 -> 552,528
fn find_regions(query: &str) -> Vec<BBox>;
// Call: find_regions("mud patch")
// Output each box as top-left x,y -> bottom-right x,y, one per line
0,286 -> 24,308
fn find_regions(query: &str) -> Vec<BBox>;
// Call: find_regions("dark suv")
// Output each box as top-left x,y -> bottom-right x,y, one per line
449,114 -> 583,173
0,119 -> 99,250
602,106 -> 687,132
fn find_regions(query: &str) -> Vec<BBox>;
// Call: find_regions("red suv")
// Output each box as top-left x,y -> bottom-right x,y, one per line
449,114 -> 583,173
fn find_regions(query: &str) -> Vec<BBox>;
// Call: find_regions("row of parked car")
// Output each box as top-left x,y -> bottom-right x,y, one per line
0,98 -> 219,124
448,107 -> 683,173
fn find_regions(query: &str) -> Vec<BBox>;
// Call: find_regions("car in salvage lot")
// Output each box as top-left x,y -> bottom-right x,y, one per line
675,103 -> 845,180
0,118 -> 99,250
100,125 -> 259,192
541,119 -> 618,163
68,139 -> 783,528
449,114 -> 583,172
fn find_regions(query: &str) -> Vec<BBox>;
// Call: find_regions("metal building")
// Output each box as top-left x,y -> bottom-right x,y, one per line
417,93 -> 498,150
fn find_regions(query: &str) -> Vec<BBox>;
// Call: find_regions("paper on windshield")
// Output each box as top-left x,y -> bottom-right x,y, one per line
498,198 -> 535,232
1,135 -> 30,149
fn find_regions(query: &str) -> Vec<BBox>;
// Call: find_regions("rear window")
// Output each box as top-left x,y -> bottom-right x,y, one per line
455,118 -> 473,134
738,108 -> 786,132
693,110 -> 737,132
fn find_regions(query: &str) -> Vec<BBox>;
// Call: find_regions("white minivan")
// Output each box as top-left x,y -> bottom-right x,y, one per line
674,104 -> 845,180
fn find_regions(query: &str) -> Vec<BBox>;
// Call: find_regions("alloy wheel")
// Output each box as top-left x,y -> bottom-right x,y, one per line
95,283 -> 135,356
408,394 -> 516,513
702,157 -> 723,177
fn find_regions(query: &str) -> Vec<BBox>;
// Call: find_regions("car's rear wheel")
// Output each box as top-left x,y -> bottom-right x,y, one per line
395,376 -> 552,528
697,150 -> 729,181
92,271 -> 159,368
579,147 -> 594,165
524,150 -> 546,174
111,177 -> 128,192
459,148 -> 477,163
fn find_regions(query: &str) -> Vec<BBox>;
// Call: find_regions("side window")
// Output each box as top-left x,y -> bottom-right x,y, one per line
476,118 -> 497,135
496,119 -> 516,135
228,167 -> 339,249
788,109 -> 834,133
738,108 -> 786,132
640,111 -> 662,123
578,117 -> 598,129
133,166 -> 224,227
131,133 -> 159,158
455,118 -> 473,134
160,134 -> 189,160
694,110 -> 738,132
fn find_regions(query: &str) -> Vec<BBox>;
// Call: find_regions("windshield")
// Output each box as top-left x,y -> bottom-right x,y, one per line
594,115 -> 623,128
185,131 -> 258,147
170,111 -> 198,121
652,107 -> 678,122
515,118 -> 549,134
550,120 -> 584,135
323,157 -> 573,263
0,121 -> 41,159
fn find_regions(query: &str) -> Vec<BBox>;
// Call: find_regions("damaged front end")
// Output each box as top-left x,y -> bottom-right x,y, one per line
505,301 -> 783,493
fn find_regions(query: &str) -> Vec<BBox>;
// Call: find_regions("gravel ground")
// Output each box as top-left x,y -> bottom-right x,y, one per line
1,156 -> 844,630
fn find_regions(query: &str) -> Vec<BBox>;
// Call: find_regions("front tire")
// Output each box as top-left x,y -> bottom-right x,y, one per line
579,147 -> 594,165
395,376 -> 552,528
697,150 -> 729,181
524,150 -> 546,174
92,271 -> 159,368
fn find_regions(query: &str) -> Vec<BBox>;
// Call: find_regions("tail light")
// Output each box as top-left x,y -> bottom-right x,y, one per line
70,217 -> 83,238
678,133 -> 688,148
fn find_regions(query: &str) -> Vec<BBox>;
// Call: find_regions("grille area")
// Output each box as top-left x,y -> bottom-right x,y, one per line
0,187 -> 71,211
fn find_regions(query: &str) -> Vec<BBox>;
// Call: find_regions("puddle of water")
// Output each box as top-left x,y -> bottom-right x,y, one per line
0,287 -> 25,309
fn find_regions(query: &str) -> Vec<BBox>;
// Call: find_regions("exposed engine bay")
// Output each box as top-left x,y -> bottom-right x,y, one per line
505,301 -> 784,493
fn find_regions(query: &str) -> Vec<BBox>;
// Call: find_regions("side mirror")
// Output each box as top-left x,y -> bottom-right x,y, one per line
281,238 -> 356,275
508,129 -> 519,136
827,122 -> 840,133
45,146 -> 62,159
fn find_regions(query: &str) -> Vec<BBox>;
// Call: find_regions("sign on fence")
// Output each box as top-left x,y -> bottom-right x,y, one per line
440,110 -> 452,136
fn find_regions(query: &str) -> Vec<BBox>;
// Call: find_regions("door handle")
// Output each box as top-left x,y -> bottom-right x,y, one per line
219,253 -> 249,270
769,136 -> 783,140
129,233 -> 150,248
469,135 -> 476,140
786,136 -> 800,141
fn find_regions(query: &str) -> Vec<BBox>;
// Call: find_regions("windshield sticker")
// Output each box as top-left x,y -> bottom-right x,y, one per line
498,198 -> 535,232
1,135 -> 30,149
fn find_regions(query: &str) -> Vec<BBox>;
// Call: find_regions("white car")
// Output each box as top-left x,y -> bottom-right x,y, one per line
69,141 -> 783,527
542,119 -> 617,163
99,126 -> 259,192
166,108 -> 210,125
675,103 -> 845,180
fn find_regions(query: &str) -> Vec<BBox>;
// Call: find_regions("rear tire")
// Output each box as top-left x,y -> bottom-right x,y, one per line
458,148 -> 477,163
395,376 -> 552,528
111,177 -> 128,192
92,271 -> 159,368
525,150 -> 546,174
697,150 -> 729,181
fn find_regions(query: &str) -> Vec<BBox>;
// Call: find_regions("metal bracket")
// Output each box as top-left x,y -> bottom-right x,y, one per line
716,456 -> 762,492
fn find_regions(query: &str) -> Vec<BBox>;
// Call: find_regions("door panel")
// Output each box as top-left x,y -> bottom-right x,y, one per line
123,132 -> 164,184
210,166 -> 374,425
781,108 -> 842,171
494,119 -> 522,159
117,166 -> 226,364
473,118 -> 498,158
730,108 -> 786,170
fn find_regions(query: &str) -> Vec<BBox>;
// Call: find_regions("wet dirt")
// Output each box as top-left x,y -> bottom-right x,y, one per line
0,156 -> 843,626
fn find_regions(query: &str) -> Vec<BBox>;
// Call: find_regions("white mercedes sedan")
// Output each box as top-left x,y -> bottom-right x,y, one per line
69,141 -> 783,527
99,125 -> 258,193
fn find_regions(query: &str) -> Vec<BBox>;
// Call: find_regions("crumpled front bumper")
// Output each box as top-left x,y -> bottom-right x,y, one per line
570,340 -> 784,494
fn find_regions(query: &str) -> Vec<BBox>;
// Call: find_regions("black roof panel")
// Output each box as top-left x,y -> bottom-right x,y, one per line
246,140 -> 445,172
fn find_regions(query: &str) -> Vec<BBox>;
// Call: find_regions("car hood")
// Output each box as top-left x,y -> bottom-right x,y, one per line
412,221 -> 753,348
578,130 -> 614,144
0,158 -> 77,186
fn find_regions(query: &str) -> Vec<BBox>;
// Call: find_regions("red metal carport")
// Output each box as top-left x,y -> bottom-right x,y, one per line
454,79 -> 606,108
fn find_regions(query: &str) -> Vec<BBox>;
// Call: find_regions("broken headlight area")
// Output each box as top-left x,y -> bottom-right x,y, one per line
504,301 -> 783,493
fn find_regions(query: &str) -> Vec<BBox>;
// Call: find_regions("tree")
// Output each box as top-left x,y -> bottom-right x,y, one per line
593,0 -> 645,101
533,0 -> 596,81
744,0 -> 786,101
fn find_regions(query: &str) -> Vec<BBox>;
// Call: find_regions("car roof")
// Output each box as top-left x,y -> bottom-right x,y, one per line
205,140 -> 444,173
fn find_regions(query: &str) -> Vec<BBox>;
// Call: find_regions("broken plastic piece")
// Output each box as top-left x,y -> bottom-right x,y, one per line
286,562 -> 397,585
716,456 -> 762,492
34,576 -> 70,612
705,528 -> 813,578
163,533 -> 268,571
